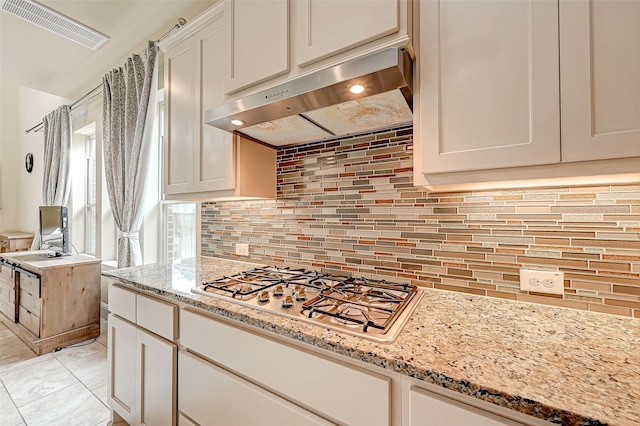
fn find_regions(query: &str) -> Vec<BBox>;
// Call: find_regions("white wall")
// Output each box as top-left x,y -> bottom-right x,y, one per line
0,80 -> 68,234
0,80 -> 161,265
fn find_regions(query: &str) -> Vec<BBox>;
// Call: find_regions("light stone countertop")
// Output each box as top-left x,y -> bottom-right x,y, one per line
104,256 -> 640,426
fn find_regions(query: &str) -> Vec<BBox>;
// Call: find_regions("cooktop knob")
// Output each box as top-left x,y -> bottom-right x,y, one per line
282,295 -> 294,308
258,290 -> 269,303
295,289 -> 307,301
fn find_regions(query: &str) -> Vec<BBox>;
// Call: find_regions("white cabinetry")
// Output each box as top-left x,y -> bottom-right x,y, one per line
420,0 -> 560,173
402,378 -> 546,426
179,309 -> 390,426
224,0 -> 289,94
295,0 -> 400,67
224,0 -> 412,97
407,386 -> 524,425
162,5 -> 276,200
107,284 -> 177,426
179,351 -> 334,426
417,0 -> 640,190
163,6 -> 234,197
559,0 -> 640,161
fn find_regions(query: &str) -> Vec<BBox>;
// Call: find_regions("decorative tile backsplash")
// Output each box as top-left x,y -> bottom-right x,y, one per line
202,126 -> 640,319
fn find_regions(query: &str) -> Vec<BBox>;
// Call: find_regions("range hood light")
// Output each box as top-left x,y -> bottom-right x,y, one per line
349,84 -> 365,94
230,119 -> 245,126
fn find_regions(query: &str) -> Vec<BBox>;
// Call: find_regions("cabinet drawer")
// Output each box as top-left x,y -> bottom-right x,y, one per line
109,284 -> 136,323
0,265 -> 14,288
20,274 -> 40,298
19,305 -> 40,336
179,351 -> 334,426
181,310 -> 390,426
19,289 -> 41,318
408,385 -> 526,426
136,294 -> 177,342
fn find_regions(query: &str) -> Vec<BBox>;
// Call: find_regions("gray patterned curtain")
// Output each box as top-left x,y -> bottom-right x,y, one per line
103,41 -> 158,268
31,105 -> 72,250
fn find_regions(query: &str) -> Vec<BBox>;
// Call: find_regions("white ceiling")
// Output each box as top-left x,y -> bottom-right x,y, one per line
0,0 -> 215,100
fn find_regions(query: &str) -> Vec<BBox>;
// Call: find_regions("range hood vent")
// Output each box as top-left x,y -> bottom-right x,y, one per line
205,48 -> 413,146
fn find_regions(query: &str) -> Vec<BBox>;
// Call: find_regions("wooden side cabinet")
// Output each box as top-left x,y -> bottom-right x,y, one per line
0,251 -> 101,354
0,231 -> 34,253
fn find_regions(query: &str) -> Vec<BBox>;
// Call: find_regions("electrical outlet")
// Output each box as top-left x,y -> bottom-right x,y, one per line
235,243 -> 249,256
520,269 -> 564,295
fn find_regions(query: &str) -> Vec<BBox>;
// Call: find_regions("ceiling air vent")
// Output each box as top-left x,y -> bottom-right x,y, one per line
0,0 -> 109,49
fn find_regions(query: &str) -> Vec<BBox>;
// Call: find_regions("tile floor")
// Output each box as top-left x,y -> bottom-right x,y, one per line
0,318 -> 111,426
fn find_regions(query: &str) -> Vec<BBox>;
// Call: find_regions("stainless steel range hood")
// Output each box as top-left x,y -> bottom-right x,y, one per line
205,48 -> 413,146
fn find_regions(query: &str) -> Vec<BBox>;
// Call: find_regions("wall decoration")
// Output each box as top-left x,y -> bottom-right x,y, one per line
25,152 -> 34,173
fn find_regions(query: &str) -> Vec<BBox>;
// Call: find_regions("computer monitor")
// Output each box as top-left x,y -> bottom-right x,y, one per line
39,206 -> 69,254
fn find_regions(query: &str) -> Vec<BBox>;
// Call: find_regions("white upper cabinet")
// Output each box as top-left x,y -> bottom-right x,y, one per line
224,0 -> 289,94
164,6 -> 234,197
420,0 -> 560,174
197,15 -> 235,192
162,5 -> 275,200
417,0 -> 640,189
223,0 -> 411,98
164,36 -> 197,195
559,0 -> 640,162
295,0 -> 400,67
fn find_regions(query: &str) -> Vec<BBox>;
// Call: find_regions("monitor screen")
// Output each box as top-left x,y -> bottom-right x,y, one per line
40,206 -> 69,253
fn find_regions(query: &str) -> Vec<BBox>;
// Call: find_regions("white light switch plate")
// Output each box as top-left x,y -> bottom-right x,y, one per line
520,269 -> 564,295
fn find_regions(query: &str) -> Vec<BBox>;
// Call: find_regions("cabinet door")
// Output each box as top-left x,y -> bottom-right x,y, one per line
408,386 -> 524,426
108,314 -> 137,426
560,0 -> 640,162
195,16 -> 235,192
224,0 -> 289,94
165,35 -> 197,195
179,351 -> 335,426
295,0 -> 399,67
0,265 -> 17,322
420,0 -> 560,174
137,329 -> 177,426
181,310 -> 389,426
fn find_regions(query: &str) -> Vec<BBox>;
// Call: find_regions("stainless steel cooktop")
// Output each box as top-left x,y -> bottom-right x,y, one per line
191,266 -> 422,343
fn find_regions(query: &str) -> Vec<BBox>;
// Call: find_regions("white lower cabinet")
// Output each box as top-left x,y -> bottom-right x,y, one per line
107,284 -> 178,426
408,386 -> 524,426
108,314 -> 137,425
108,314 -> 177,426
179,351 -> 334,426
137,330 -> 176,426
179,309 -> 391,426
107,292 -> 548,426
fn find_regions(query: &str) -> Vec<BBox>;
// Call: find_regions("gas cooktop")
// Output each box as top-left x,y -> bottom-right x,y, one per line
191,266 -> 422,343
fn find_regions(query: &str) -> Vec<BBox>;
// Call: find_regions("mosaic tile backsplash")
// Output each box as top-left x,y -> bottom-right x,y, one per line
202,126 -> 640,319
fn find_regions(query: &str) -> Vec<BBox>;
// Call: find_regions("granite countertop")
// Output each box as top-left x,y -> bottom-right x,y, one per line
104,256 -> 640,426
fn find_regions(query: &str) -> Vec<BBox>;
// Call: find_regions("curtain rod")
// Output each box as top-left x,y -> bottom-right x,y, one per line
25,17 -> 187,134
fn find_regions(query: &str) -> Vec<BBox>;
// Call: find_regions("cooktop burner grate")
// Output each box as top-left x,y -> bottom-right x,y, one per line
194,266 -> 422,343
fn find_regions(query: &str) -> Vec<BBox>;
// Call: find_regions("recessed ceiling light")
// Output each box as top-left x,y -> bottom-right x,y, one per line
230,119 -> 245,126
349,84 -> 365,94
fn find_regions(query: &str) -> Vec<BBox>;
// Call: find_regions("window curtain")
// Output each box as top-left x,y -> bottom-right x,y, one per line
102,41 -> 158,268
30,105 -> 72,250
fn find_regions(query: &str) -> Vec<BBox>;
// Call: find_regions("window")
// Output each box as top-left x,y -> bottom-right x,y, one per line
85,134 -> 97,255
162,202 -> 197,262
